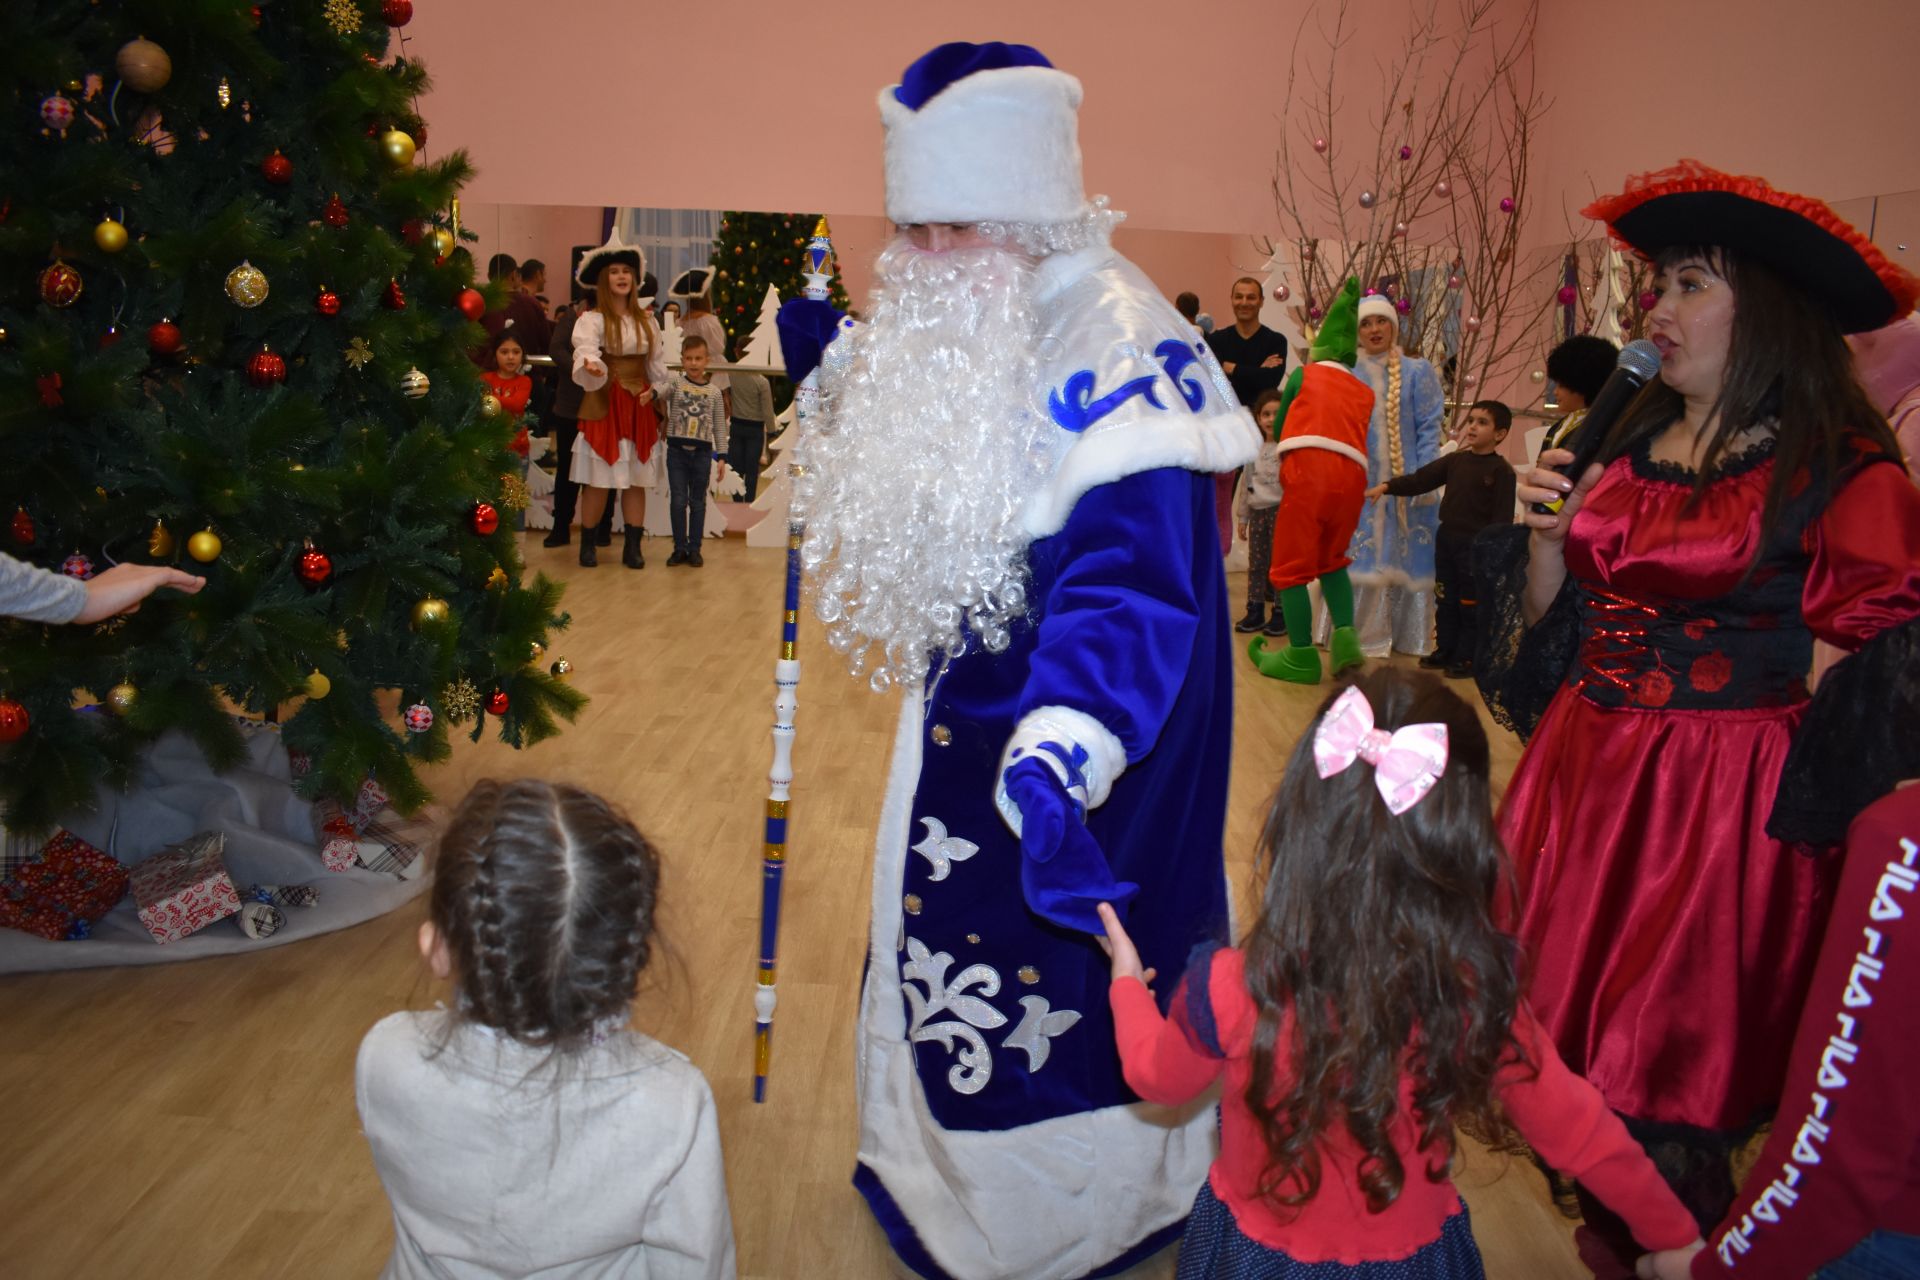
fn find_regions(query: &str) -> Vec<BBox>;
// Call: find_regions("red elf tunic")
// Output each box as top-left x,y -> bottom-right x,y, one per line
1267,361 -> 1375,591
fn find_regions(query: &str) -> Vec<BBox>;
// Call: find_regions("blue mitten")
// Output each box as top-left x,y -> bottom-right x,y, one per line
1000,743 -> 1139,934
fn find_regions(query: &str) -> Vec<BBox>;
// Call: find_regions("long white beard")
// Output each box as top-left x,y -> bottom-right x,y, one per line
792,239 -> 1053,694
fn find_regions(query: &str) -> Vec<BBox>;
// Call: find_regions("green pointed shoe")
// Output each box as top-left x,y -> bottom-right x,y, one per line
1249,637 -> 1323,683
1329,626 -> 1366,675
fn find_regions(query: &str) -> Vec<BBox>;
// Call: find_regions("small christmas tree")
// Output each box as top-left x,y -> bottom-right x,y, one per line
0,0 -> 584,831
737,284 -> 784,370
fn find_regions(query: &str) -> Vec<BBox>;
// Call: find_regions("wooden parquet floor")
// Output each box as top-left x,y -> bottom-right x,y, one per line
0,530 -> 1591,1279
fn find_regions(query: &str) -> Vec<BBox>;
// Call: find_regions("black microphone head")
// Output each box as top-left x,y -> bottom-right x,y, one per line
1618,338 -> 1662,382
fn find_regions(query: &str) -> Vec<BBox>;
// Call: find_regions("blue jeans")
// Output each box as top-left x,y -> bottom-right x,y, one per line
1818,1232 -> 1920,1279
666,438 -> 712,555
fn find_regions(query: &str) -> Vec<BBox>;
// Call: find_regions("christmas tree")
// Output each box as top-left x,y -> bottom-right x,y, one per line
0,0 -> 583,832
738,284 -> 784,370
710,211 -> 848,370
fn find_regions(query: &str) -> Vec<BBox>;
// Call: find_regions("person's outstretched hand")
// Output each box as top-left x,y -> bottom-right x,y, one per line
1635,1239 -> 1704,1280
73,563 -> 206,624
1094,903 -> 1156,992
1002,751 -> 1138,934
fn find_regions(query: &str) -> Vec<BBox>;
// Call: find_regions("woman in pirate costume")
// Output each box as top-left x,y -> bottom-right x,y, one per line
1481,160 -> 1920,1249
570,233 -> 667,569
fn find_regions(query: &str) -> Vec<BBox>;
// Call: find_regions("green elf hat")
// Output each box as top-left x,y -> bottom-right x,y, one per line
1309,277 -> 1362,366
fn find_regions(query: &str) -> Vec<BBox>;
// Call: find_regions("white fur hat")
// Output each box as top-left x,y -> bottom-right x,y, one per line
880,43 -> 1086,226
1357,294 -> 1398,327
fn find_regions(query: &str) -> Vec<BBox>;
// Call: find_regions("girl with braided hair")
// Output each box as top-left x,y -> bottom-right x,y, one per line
355,779 -> 736,1279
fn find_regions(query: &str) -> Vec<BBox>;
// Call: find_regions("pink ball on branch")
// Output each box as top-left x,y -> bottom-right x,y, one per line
1499,196 -> 1516,213
1557,284 -> 1578,305
1639,290 -> 1658,311
1312,137 -> 1329,153
1394,297 -> 1412,314
1271,283 -> 1290,302
1465,315 -> 1482,332
1434,179 -> 1451,198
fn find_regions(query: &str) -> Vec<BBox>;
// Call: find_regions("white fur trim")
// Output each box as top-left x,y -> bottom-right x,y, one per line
992,705 -> 1129,836
856,696 -> 1215,1280
1274,435 -> 1369,469
1357,295 -> 1398,326
880,67 -> 1086,226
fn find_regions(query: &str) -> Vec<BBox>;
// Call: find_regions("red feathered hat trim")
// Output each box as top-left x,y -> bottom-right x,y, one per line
1583,160 -> 1919,333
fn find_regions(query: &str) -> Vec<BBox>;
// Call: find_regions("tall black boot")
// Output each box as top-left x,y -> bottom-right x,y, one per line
578,531 -> 597,567
622,526 -> 644,569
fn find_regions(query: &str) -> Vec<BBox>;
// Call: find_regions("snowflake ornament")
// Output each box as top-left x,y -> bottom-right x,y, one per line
441,678 -> 480,724
323,0 -> 363,35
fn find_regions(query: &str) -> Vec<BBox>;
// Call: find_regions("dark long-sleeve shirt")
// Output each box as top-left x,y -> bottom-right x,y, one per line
1383,449 -> 1516,536
1204,324 -> 1289,409
547,314 -> 583,421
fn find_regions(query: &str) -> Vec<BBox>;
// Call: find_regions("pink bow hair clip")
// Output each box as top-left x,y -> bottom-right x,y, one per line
1312,686 -> 1449,815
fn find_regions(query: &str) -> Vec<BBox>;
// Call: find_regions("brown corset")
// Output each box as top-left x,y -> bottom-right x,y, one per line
578,352 -> 651,420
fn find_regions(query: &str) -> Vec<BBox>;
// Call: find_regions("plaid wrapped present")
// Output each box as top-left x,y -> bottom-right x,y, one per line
0,830 -> 130,941
353,809 -> 427,879
129,831 -> 241,943
351,775 -> 390,827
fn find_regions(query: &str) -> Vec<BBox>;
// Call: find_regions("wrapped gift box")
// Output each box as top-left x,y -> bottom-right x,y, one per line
129,831 -> 241,943
0,830 -> 130,941
312,798 -> 425,879
351,776 -> 390,827
312,800 -> 361,873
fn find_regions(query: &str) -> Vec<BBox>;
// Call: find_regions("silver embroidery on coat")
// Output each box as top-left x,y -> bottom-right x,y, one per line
910,816 -> 980,883
1003,994 -> 1082,1072
902,935 -> 1006,1094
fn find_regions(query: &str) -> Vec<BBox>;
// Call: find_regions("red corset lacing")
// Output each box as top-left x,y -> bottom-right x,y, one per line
1575,585 -> 1663,696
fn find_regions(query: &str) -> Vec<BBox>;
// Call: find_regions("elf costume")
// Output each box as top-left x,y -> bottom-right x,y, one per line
1249,279 -> 1374,683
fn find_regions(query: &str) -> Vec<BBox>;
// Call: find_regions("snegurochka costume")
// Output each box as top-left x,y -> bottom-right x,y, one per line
1343,295 -> 1446,656
840,43 -> 1258,1280
1476,160 -> 1920,1225
1248,279 -> 1374,683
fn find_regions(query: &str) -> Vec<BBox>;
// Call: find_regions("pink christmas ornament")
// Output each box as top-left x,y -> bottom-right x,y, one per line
1465,315 -> 1482,332
1271,283 -> 1291,302
1434,179 -> 1451,198
1446,273 -> 1463,289
1557,284 -> 1578,305
1395,297 -> 1412,315
1312,137 -> 1328,153
1499,196 -> 1516,214
1398,144 -> 1413,161
1639,290 -> 1658,311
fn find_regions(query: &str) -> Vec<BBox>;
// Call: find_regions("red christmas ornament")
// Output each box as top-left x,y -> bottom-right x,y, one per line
261,149 -> 293,184
469,502 -> 500,536
456,287 -> 486,321
297,545 -> 333,586
148,318 -> 183,355
399,218 -> 425,245
37,373 -> 64,407
411,121 -> 427,148
39,260 -> 83,308
99,325 -> 123,349
0,697 -> 29,744
484,689 -> 510,717
382,278 -> 407,310
322,194 -> 349,228
382,0 -> 414,26
315,286 -> 342,316
251,4 -> 262,24
247,346 -> 287,388
9,507 -> 34,546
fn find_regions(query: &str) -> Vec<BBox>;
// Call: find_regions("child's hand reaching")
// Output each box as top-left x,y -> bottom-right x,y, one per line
1365,482 -> 1389,500
1635,1239 -> 1705,1280
1094,903 -> 1156,992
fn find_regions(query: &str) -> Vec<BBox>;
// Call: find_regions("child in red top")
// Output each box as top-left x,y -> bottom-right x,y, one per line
480,330 -> 533,457
1099,667 -> 1704,1279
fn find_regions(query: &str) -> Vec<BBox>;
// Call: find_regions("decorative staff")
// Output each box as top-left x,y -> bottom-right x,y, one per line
754,218 -> 848,1102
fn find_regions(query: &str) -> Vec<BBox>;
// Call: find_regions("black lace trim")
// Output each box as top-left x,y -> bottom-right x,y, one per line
1770,615 -> 1920,845
1627,430 -> 1779,485
1471,525 -> 1579,741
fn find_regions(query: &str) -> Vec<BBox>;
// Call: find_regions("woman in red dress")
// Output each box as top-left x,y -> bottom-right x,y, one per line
1479,162 -> 1920,1242
569,234 -> 665,569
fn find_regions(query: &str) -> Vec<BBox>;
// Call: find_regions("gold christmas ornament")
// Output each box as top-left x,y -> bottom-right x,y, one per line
548,658 -> 573,681
429,227 -> 455,258
344,337 -> 374,370
527,640 -> 545,665
486,566 -> 509,590
411,596 -> 450,629
497,471 -> 531,512
93,218 -> 129,254
323,0 -> 362,35
147,520 -> 174,558
106,682 -> 139,716
217,77 -> 232,109
225,261 -> 269,308
442,678 -> 480,724
400,366 -> 430,398
380,128 -> 417,168
304,671 -> 332,699
479,393 -> 502,419
187,528 -> 222,562
115,37 -> 173,93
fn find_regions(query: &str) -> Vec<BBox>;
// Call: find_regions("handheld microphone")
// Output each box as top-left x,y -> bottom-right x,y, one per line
1532,338 -> 1662,515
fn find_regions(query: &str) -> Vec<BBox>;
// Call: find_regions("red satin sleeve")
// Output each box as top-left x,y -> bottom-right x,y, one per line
1801,459 -> 1920,651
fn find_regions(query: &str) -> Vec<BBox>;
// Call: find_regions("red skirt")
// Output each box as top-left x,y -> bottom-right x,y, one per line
1498,688 -> 1836,1130
1268,450 -> 1366,591
578,380 -> 659,466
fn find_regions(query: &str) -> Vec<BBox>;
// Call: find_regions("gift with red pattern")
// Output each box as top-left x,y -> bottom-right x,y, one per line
129,831 -> 241,943
0,829 -> 129,941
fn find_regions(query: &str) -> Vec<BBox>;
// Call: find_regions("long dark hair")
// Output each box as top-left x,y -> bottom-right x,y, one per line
1596,246 -> 1898,542
1242,668 -> 1527,1213
429,779 -> 661,1055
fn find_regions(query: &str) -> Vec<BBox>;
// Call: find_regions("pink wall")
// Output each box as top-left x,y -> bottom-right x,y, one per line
459,202 -> 603,292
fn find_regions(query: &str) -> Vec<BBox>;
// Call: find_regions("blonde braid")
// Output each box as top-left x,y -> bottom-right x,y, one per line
1385,348 -> 1408,537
